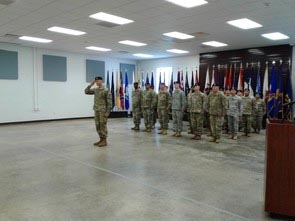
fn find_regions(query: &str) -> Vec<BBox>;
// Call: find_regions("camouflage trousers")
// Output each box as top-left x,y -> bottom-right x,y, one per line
132,107 -> 141,126
227,115 -> 239,135
152,109 -> 157,126
203,112 -> 210,130
172,110 -> 183,132
252,114 -> 262,132
242,114 -> 252,135
142,108 -> 153,129
187,112 -> 192,132
158,109 -> 169,130
191,112 -> 204,136
223,114 -> 228,131
94,111 -> 108,139
210,115 -> 224,139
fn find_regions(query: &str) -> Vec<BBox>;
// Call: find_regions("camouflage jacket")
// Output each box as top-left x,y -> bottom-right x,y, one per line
227,95 -> 242,117
84,85 -> 112,114
189,91 -> 206,114
132,89 -> 142,109
141,89 -> 157,109
172,89 -> 186,110
253,98 -> 266,115
157,90 -> 171,110
207,91 -> 227,116
242,96 -> 255,115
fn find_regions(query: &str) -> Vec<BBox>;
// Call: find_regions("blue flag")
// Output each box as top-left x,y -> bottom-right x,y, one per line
106,70 -> 110,90
185,71 -> 190,96
124,72 -> 129,110
151,72 -> 154,89
111,72 -> 115,109
256,68 -> 261,95
169,72 -> 173,95
191,70 -> 194,88
268,65 -> 277,118
141,72 -> 144,89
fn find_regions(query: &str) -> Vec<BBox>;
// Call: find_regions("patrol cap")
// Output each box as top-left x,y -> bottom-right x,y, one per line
159,82 -> 165,85
134,82 -> 139,85
193,83 -> 200,87
145,82 -> 150,86
237,89 -> 243,93
174,81 -> 180,84
212,83 -> 219,87
244,88 -> 250,92
95,76 -> 103,80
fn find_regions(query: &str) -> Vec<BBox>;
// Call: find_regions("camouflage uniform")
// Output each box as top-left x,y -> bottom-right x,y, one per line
84,85 -> 112,143
172,89 -> 186,134
189,91 -> 206,138
132,88 -> 142,129
208,91 -> 227,142
186,90 -> 194,133
253,98 -> 265,133
152,92 -> 158,128
141,89 -> 157,131
242,96 -> 255,136
227,95 -> 242,139
157,90 -> 171,133
223,94 -> 230,133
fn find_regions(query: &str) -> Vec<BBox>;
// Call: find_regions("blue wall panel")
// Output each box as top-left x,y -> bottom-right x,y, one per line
86,59 -> 105,83
0,49 -> 18,80
43,55 -> 67,82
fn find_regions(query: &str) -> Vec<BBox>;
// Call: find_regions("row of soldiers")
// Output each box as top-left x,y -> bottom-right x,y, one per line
132,81 -> 266,143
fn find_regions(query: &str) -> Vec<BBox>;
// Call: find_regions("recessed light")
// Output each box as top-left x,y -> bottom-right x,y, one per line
133,53 -> 153,58
47,26 -> 86,36
227,18 -> 262,29
86,46 -> 111,52
119,40 -> 147,47
202,41 -> 228,47
19,36 -> 52,43
261,32 -> 289,40
89,12 -> 134,25
163,31 -> 194,40
165,0 -> 208,8
167,49 -> 189,54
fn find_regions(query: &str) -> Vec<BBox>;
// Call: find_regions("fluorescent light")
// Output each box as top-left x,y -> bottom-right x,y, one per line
19,36 -> 52,43
163,31 -> 194,40
47,26 -> 86,36
119,40 -> 147,47
89,12 -> 134,25
167,49 -> 189,54
227,18 -> 262,29
261,32 -> 289,40
165,0 -> 208,8
86,46 -> 111,52
202,41 -> 228,47
133,53 -> 153,58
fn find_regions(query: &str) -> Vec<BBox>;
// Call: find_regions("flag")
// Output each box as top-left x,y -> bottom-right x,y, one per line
158,72 -> 162,90
215,66 -> 220,86
119,71 -> 124,109
151,72 -> 154,89
227,64 -> 233,88
256,68 -> 261,95
132,71 -> 135,84
244,67 -> 254,97
205,66 -> 210,88
124,72 -> 129,110
111,71 -> 115,109
263,65 -> 269,99
195,69 -> 199,84
191,70 -> 194,88
211,66 -> 215,86
237,65 -> 243,91
180,70 -> 184,90
141,71 -> 144,89
284,70 -> 293,119
267,65 -> 277,118
106,70 -> 110,90
185,71 -> 190,95
164,72 -> 166,84
116,71 -> 121,110
169,72 -> 173,95
145,72 -> 150,85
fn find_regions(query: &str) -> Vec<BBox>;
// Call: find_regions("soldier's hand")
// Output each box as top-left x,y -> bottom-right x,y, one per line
104,113 -> 109,118
90,80 -> 95,86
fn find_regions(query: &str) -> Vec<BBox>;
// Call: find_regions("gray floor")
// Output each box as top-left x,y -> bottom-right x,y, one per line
0,118 -> 282,221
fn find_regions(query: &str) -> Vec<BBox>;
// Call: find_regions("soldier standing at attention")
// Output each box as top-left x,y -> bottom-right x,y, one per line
237,90 -> 244,131
84,76 -> 112,147
141,83 -> 156,132
186,87 -> 194,134
242,89 -> 255,137
253,93 -> 265,134
158,83 -> 171,135
189,83 -> 206,140
131,82 -> 142,131
227,88 -> 242,140
223,88 -> 231,134
171,81 -> 186,137
207,84 -> 227,143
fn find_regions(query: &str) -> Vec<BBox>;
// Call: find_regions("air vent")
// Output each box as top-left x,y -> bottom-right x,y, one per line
0,0 -> 15,5
118,51 -> 129,54
3,33 -> 20,39
96,21 -> 120,28
191,32 -> 210,38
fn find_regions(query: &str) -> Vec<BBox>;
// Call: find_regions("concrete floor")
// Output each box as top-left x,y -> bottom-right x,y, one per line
0,118 -> 285,221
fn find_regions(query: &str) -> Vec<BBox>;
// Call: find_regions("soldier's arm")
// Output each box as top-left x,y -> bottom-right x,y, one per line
105,91 -> 112,116
84,80 -> 95,95
182,92 -> 187,111
221,95 -> 227,115
167,92 -> 172,110
202,94 -> 208,113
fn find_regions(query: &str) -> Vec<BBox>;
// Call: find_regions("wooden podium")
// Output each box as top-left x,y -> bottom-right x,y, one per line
265,119 -> 295,217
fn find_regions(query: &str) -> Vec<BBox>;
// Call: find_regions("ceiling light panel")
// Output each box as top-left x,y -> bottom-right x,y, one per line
261,32 -> 289,40
163,31 -> 194,40
119,40 -> 147,47
89,12 -> 134,25
167,49 -> 189,54
165,0 -> 208,8
227,18 -> 262,30
202,41 -> 228,47
86,46 -> 111,51
19,36 -> 52,43
47,26 -> 86,36
133,53 -> 153,58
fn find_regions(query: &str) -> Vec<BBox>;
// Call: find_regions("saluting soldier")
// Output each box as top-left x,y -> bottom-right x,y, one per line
227,88 -> 242,140
189,83 -> 206,140
141,83 -> 157,132
157,83 -> 171,135
242,89 -> 255,137
207,84 -> 227,143
252,93 -> 265,133
171,81 -> 186,137
84,76 -> 112,147
131,82 -> 142,131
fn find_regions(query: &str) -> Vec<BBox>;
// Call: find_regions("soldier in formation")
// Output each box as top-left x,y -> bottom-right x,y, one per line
141,82 -> 157,132
227,88 -> 242,140
241,89 -> 255,137
252,93 -> 265,134
131,82 -> 142,131
157,83 -> 171,135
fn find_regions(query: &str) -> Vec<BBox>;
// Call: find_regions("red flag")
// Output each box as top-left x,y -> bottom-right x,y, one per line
119,71 -> 124,109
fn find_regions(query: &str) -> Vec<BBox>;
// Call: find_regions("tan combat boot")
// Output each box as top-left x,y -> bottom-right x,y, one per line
174,132 -> 181,137
161,129 -> 167,135
98,139 -> 107,147
93,139 -> 102,146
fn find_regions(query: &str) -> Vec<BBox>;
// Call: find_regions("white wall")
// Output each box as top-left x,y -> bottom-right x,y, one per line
136,55 -> 199,91
0,42 -> 135,123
